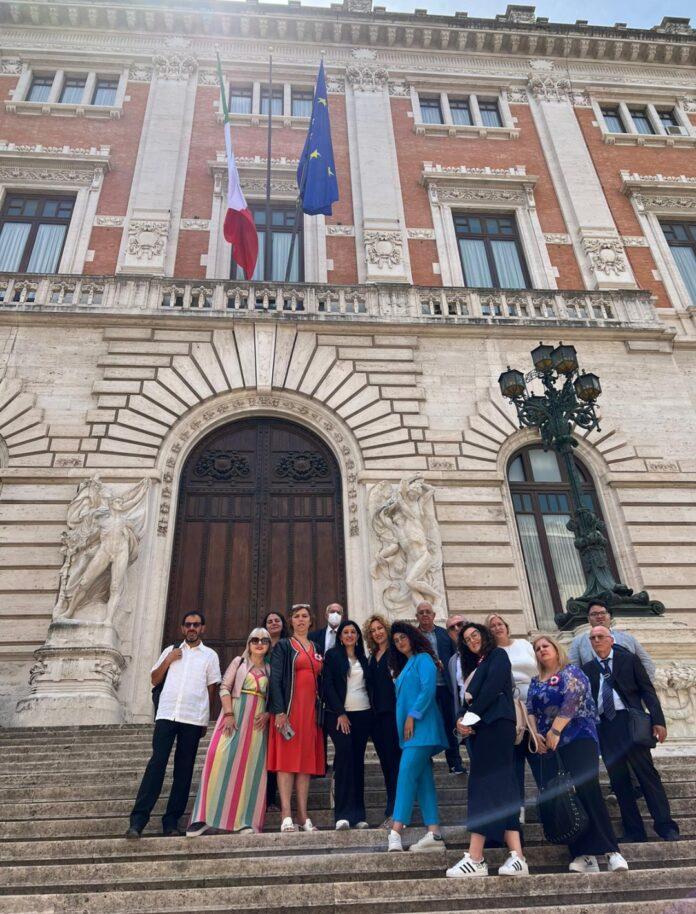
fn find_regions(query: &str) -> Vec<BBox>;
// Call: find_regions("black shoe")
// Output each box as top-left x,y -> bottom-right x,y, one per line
125,826 -> 141,839
660,829 -> 680,842
449,765 -> 466,775
163,826 -> 185,837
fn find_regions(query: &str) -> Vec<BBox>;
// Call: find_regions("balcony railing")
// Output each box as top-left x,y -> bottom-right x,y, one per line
0,273 -> 665,330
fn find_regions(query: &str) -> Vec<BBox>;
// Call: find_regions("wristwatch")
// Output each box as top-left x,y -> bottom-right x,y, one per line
550,727 -> 562,736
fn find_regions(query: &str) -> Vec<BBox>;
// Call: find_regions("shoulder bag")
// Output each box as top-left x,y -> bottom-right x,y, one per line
151,644 -> 176,714
536,754 -> 589,845
513,688 -> 540,752
608,674 -> 657,749
298,640 -> 325,728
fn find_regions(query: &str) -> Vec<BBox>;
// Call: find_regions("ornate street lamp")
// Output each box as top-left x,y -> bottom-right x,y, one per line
498,342 -> 665,630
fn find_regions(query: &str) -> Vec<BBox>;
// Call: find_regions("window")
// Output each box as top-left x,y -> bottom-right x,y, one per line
229,86 -> 252,115
508,447 -> 618,630
454,213 -> 529,289
629,108 -> 654,135
231,204 -> 302,282
419,96 -> 443,125
27,75 -> 53,103
59,77 -> 86,104
601,106 -> 625,133
260,87 -> 283,117
478,99 -> 502,128
0,194 -> 75,273
661,221 -> 696,306
449,97 -> 472,126
92,78 -> 119,107
657,108 -> 681,132
291,89 -> 313,118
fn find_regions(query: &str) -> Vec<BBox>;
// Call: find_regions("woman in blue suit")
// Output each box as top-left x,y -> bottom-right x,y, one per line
386,621 -> 447,853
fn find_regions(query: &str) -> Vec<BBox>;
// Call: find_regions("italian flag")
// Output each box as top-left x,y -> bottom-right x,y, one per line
217,54 -> 258,280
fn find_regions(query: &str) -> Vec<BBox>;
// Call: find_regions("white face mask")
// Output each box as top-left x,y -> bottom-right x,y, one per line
328,612 -> 342,628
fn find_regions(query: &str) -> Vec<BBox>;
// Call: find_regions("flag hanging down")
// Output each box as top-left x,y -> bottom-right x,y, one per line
297,60 -> 339,216
217,54 -> 258,280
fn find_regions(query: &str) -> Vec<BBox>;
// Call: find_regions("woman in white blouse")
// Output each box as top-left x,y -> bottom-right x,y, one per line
486,613 -> 542,817
322,620 -> 373,830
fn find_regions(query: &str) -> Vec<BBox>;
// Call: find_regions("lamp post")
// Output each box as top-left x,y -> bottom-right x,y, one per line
499,342 -> 664,630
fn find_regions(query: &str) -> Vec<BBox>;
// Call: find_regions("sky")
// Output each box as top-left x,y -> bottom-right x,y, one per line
261,0 -> 693,30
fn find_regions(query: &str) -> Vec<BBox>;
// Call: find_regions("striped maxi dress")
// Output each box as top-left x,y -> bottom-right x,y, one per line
190,666 -> 269,832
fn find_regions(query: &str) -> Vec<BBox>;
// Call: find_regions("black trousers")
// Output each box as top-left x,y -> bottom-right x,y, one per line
513,736 -> 544,808
436,684 -> 463,770
541,738 -> 619,858
467,718 -> 520,842
371,710 -> 401,818
598,711 -> 678,840
326,709 -> 372,825
130,718 -> 203,832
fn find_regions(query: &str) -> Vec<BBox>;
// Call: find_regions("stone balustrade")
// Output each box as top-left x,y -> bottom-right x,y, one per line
0,272 -> 665,330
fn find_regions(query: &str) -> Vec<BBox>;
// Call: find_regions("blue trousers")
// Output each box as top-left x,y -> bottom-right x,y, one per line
393,746 -> 440,827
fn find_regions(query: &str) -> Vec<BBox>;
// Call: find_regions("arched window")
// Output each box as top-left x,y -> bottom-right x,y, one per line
507,446 -> 618,630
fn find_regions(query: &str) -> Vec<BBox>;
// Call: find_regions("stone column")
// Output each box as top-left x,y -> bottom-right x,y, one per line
527,63 -> 636,291
119,52 -> 198,277
345,56 -> 411,284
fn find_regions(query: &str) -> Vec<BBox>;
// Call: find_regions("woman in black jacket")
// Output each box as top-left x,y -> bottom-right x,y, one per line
446,623 -> 528,879
323,619 -> 373,830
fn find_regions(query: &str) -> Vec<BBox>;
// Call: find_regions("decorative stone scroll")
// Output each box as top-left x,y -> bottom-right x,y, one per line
364,231 -> 403,269
345,63 -> 389,92
582,237 -> 628,278
152,53 -> 197,81
369,475 -> 447,618
655,663 -> 696,740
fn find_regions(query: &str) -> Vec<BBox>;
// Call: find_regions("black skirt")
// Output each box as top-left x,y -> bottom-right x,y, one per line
466,718 -> 520,841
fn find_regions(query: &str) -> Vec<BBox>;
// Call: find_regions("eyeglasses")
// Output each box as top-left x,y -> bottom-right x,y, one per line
249,637 -> 271,646
447,622 -> 464,632
463,634 -> 481,645
183,622 -> 202,629
589,634 -> 610,641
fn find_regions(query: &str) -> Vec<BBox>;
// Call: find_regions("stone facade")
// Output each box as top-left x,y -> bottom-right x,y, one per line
0,1 -> 696,740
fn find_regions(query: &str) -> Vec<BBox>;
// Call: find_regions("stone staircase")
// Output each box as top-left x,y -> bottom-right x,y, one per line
1,725 -> 696,914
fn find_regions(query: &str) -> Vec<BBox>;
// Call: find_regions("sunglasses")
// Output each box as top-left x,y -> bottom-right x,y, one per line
249,637 -> 271,646
183,622 -> 202,629
448,622 -> 464,632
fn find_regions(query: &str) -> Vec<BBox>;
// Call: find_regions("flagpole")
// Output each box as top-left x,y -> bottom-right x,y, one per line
264,48 -> 273,283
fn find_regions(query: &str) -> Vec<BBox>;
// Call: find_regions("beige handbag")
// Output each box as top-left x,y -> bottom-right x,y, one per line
514,693 -> 539,753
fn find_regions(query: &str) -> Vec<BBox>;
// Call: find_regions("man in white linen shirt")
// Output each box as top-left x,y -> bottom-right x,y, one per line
126,611 -> 221,838
568,601 -> 656,681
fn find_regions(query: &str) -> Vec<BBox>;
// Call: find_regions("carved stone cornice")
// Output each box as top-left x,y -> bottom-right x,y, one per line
0,141 -> 110,189
209,154 -> 299,200
422,164 -> 537,209
152,53 -> 197,81
621,171 -> 696,214
345,62 -> 389,92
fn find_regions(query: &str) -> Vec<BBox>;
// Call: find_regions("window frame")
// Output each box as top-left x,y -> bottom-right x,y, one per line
91,77 -> 119,107
594,99 -> 695,146
478,98 -> 503,128
600,105 -> 626,134
660,219 -> 696,306
259,86 -> 284,117
449,96 -> 473,126
453,211 -> 531,290
0,192 -> 75,273
419,95 -> 444,125
230,202 -> 304,283
291,88 -> 314,119
59,75 -> 87,105
508,446 -> 619,628
627,107 -> 655,135
412,88 -> 518,139
27,74 -> 54,103
7,67 -> 126,118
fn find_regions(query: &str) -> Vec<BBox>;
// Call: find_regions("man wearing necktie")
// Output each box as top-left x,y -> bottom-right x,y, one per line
582,626 -> 679,844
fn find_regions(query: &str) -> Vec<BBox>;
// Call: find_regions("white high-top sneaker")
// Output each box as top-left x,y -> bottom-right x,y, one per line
388,829 -> 403,852
409,831 -> 445,853
607,852 -> 629,871
446,853 -> 489,878
498,851 -> 530,876
569,855 -> 600,873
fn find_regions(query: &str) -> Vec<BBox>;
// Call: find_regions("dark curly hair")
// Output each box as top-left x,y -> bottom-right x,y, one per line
387,620 -> 439,678
329,619 -> 369,678
458,622 -> 497,678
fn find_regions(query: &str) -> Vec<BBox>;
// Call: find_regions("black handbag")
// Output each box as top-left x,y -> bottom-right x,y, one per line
626,707 -> 657,749
151,645 -> 176,713
536,756 -> 590,845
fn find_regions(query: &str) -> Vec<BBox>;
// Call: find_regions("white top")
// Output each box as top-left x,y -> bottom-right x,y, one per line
501,639 -> 538,702
324,626 -> 338,654
344,659 -> 370,712
153,641 -> 222,727
591,648 -> 626,715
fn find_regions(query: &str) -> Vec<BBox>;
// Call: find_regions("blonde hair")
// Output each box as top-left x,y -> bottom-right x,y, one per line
362,613 -> 391,654
242,627 -> 271,662
485,612 -> 511,635
531,632 -> 570,676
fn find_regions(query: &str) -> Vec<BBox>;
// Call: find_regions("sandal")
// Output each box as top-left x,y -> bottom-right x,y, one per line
280,817 -> 298,832
299,818 -> 319,832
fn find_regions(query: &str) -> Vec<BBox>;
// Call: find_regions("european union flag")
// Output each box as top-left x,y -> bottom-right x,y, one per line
297,61 -> 339,216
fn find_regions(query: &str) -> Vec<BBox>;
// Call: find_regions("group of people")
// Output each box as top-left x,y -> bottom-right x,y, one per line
125,598 -> 679,879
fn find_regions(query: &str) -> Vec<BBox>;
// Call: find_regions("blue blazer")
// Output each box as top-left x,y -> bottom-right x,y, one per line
465,647 -> 516,725
394,652 -> 448,751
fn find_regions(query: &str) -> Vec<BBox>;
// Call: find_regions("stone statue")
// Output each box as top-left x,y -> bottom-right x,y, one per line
53,476 -> 150,624
654,662 -> 696,740
369,474 -> 446,617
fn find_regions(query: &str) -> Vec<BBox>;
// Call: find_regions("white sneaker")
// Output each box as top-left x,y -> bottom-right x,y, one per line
280,817 -> 297,833
335,819 -> 350,830
446,853 -> 488,877
185,822 -> 208,837
409,831 -> 445,853
569,855 -> 600,873
388,829 -> 403,852
607,852 -> 629,872
299,818 -> 318,832
498,851 -> 529,877
355,821 -> 370,829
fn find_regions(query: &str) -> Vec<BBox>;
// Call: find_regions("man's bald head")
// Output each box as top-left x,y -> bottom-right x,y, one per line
589,624 -> 614,659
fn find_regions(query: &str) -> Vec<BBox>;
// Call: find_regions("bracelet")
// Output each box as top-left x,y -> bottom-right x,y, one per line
550,727 -> 562,736
223,712 -> 234,718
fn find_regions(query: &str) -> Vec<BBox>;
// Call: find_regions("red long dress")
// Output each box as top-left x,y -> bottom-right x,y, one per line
268,639 -> 325,776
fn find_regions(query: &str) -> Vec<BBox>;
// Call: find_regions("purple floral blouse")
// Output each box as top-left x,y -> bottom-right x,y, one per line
526,664 -> 599,748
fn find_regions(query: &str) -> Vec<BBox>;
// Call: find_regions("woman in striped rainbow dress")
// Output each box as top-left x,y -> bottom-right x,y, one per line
187,628 -> 271,836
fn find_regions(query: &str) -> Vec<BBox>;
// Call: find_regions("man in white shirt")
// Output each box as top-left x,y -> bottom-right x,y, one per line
310,602 -> 344,656
126,611 -> 221,838
568,601 -> 656,681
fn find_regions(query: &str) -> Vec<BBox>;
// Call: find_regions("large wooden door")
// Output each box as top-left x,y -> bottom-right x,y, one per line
163,417 -> 346,701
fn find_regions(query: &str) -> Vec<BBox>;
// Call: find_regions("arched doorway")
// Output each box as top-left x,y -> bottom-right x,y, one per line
163,417 -> 347,687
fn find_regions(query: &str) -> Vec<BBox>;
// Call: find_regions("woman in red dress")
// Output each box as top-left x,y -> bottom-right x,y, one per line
268,603 -> 325,832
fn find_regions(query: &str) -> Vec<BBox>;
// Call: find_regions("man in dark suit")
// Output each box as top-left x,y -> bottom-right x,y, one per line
583,625 -> 679,843
416,601 -> 465,774
310,602 -> 344,656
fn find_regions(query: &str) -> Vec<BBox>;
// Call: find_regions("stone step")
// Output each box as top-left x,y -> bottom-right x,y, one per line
2,865 -> 696,914
4,838 -> 695,894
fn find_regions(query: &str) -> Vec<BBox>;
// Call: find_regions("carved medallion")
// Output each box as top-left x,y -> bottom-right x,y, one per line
194,450 -> 250,481
275,451 -> 329,481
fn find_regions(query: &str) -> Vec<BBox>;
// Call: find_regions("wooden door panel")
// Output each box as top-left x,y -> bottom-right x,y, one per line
164,417 -> 346,719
